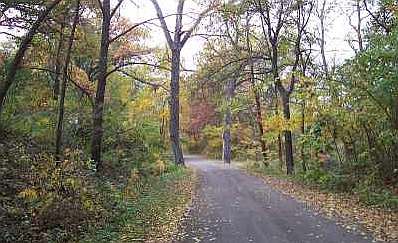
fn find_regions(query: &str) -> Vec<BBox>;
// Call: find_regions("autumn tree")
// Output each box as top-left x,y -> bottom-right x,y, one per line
253,0 -> 313,174
55,0 -> 81,160
149,0 -> 217,165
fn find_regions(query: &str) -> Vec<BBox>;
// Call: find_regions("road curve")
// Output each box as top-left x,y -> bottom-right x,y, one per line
173,155 -> 375,243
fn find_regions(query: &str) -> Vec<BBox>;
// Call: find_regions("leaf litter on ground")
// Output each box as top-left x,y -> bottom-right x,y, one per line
245,169 -> 397,242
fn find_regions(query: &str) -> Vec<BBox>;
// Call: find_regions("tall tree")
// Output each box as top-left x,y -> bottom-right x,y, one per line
317,0 -> 329,76
91,0 -> 112,170
150,0 -> 215,165
55,0 -> 80,161
256,0 -> 312,174
348,0 -> 365,53
245,13 -> 268,165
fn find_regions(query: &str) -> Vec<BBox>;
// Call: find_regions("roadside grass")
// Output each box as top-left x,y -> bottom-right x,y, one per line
82,166 -> 195,243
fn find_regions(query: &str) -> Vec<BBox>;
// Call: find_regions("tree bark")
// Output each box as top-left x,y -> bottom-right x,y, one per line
0,0 -> 62,118
319,0 -> 329,76
223,79 -> 234,164
301,102 -> 307,172
53,19 -> 66,99
255,88 -> 268,164
278,133 -> 283,169
270,44 -> 284,169
281,92 -> 294,175
356,0 -> 364,52
150,0 -> 210,166
91,0 -> 111,171
393,95 -> 398,130
55,0 -> 80,161
169,49 -> 184,165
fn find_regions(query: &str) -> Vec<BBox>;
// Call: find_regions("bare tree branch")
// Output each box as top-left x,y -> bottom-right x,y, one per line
149,0 -> 174,48
110,0 -> 125,18
181,2 -> 216,46
118,70 -> 169,91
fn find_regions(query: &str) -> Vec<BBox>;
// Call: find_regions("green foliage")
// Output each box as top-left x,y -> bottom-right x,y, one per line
357,188 -> 398,209
295,162 -> 398,209
297,169 -> 332,187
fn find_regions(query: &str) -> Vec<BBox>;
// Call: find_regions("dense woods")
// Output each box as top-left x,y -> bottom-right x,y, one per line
0,0 -> 397,242
188,0 -> 397,206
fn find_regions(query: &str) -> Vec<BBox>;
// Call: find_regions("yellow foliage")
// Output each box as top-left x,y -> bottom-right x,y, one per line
83,198 -> 94,211
136,96 -> 153,111
18,188 -> 38,201
265,115 -> 287,132
70,65 -> 95,95
159,109 -> 169,119
65,178 -> 80,191
153,159 -> 166,176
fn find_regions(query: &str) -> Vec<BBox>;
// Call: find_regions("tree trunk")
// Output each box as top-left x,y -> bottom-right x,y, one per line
332,126 -> 343,165
281,92 -> 294,175
53,20 -> 65,99
223,79 -> 234,164
255,94 -> 268,164
169,49 -> 184,165
55,0 -> 80,161
319,0 -> 329,76
274,88 -> 283,169
246,15 -> 267,164
91,0 -> 111,171
250,69 -> 267,164
0,0 -> 62,118
356,0 -> 364,52
393,95 -> 398,130
278,134 -> 283,169
301,102 -> 307,172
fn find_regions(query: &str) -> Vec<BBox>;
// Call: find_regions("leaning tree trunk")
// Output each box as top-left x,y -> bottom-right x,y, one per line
223,79 -> 234,164
55,0 -> 80,161
0,0 -> 62,119
91,0 -> 111,171
281,92 -> 294,175
169,49 -> 184,165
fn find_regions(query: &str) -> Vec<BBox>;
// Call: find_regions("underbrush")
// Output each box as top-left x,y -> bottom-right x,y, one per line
0,129 -> 103,242
244,160 -> 398,210
296,165 -> 398,210
0,127 -> 193,242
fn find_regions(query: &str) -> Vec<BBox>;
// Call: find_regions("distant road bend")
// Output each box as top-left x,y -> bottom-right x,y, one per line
174,155 -> 374,243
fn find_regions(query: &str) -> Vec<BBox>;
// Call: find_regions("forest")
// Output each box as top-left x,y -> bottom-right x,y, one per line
0,0 -> 397,242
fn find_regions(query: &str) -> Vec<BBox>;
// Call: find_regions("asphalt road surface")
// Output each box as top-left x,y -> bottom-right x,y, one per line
173,155 -> 375,243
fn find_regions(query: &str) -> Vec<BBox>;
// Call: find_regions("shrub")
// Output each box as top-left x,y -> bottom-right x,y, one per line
0,130 -> 109,242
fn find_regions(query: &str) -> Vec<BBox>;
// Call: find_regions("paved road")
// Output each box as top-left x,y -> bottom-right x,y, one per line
174,156 -> 375,243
